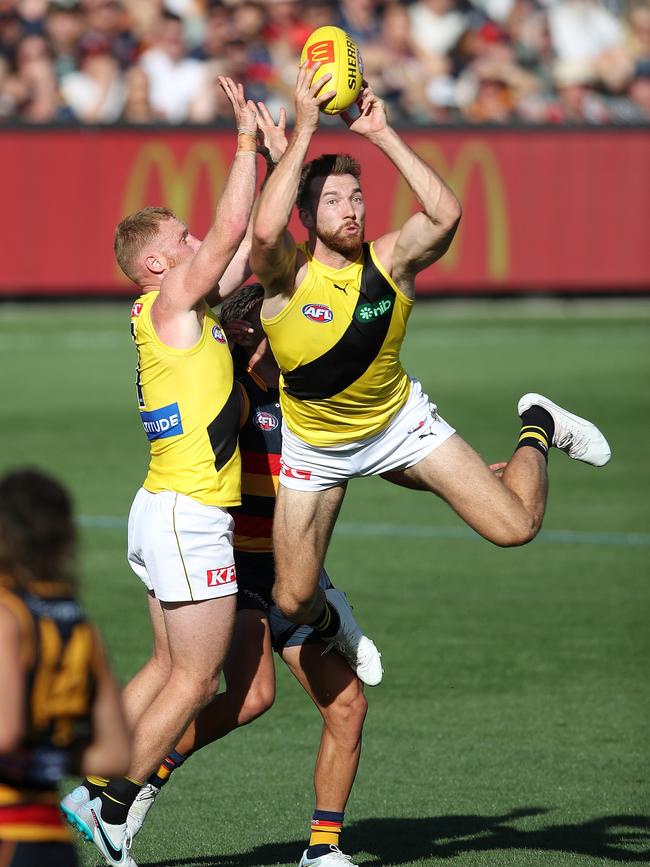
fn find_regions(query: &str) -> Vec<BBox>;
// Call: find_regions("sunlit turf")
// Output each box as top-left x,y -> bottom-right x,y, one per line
1,299 -> 648,866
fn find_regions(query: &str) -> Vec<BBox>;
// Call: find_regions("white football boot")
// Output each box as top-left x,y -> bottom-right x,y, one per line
518,393 -> 611,467
299,845 -> 357,866
73,797 -> 138,866
60,784 -> 90,824
126,782 -> 161,839
322,588 -> 383,686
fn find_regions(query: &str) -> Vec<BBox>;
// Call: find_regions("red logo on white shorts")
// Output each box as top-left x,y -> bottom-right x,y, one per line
281,462 -> 312,481
206,565 -> 237,586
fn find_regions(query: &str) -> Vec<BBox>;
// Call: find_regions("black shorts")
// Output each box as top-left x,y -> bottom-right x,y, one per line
0,840 -> 78,867
234,550 -> 333,652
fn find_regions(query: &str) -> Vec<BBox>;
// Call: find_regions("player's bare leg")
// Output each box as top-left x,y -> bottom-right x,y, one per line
282,644 -> 366,807
272,483 -> 347,623
127,594 -> 236,782
177,609 -> 276,754
272,484 -> 382,686
120,593 -> 172,729
125,609 -> 276,838
282,642 -> 367,866
384,434 -> 548,547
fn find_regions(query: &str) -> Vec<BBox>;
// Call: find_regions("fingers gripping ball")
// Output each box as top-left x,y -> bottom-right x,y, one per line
300,26 -> 363,115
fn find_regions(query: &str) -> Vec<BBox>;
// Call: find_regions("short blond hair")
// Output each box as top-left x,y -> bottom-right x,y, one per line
114,206 -> 175,283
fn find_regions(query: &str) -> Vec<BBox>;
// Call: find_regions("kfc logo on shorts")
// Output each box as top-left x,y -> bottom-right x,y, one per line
207,565 -> 237,587
131,302 -> 143,317
212,324 -> 227,344
302,304 -> 333,323
281,462 -> 312,481
255,411 -> 279,431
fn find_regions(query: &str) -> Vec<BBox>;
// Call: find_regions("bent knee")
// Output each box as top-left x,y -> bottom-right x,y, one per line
238,685 -> 275,726
491,516 -> 539,548
324,689 -> 368,736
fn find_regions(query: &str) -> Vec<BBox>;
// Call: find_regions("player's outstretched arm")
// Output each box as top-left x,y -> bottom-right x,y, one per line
208,101 -> 289,305
343,82 -> 462,294
252,61 -> 335,298
160,78 -> 259,314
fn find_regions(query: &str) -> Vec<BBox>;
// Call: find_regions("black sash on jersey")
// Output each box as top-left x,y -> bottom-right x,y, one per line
283,243 -> 396,401
207,382 -> 240,471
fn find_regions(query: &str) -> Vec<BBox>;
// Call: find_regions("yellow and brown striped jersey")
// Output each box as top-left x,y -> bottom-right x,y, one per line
261,241 -> 414,447
0,578 -> 100,842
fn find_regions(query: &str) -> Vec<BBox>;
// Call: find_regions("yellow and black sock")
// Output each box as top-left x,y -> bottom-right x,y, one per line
83,776 -> 109,801
99,777 -> 142,825
306,809 -> 344,859
517,406 -> 555,461
310,603 -> 340,639
147,750 -> 187,789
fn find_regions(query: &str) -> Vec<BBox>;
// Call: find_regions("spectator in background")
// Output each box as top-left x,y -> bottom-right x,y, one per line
81,0 -> 137,69
120,62 -> 162,122
44,2 -> 84,79
1,31 -> 62,120
336,0 -> 382,44
60,31 -> 125,122
409,0 -> 468,57
139,9 -> 213,122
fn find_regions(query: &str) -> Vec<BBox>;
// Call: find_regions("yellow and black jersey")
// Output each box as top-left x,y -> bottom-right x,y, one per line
230,368 -> 282,553
131,292 -> 241,507
0,578 -> 100,842
261,241 -> 414,447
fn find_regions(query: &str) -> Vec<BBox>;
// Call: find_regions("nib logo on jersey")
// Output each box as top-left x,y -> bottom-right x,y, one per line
140,402 -> 183,441
354,295 -> 393,323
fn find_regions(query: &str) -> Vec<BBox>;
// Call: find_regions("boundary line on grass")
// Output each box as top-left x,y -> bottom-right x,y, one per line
77,516 -> 650,547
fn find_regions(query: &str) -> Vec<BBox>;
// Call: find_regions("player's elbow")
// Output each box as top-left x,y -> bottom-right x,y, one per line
438,194 -> 462,234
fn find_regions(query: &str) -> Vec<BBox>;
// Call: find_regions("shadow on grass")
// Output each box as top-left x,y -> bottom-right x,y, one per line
139,808 -> 650,866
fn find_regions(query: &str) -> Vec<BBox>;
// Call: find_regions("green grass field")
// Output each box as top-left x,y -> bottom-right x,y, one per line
1,299 -> 648,867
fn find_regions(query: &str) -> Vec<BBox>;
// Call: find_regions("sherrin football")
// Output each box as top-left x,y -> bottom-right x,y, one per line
300,26 -> 363,116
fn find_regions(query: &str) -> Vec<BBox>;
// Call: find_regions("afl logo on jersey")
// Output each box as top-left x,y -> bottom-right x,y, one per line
254,411 -> 279,431
302,304 -> 333,323
212,324 -> 227,344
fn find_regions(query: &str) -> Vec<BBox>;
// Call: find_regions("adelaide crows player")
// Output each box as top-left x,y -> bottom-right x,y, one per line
0,468 -> 129,867
250,64 -> 611,655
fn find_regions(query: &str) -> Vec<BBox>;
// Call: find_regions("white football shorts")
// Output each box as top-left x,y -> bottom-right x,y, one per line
279,378 -> 456,492
127,488 -> 238,603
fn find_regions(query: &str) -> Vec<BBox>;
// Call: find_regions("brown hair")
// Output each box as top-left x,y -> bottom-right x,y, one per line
0,468 -> 77,589
297,154 -> 361,212
114,206 -> 175,283
219,282 -> 264,326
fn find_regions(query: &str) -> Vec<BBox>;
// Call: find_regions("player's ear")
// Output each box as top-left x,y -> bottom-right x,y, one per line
298,207 -> 314,229
145,254 -> 165,275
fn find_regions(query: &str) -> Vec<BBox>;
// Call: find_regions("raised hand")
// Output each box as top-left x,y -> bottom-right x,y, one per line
255,102 -> 288,165
222,318 -> 256,348
218,76 -> 258,134
294,60 -> 335,132
341,80 -> 388,137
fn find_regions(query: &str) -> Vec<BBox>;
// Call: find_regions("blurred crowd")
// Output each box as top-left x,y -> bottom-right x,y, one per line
1,0 -> 649,125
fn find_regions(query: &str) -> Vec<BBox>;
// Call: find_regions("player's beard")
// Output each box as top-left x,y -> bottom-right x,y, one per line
317,220 -> 365,257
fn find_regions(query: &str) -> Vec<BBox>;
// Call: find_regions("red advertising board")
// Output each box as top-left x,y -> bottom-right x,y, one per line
1,127 -> 648,295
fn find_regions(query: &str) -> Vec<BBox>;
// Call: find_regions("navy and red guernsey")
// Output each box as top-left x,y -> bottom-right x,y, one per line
231,368 -> 282,553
